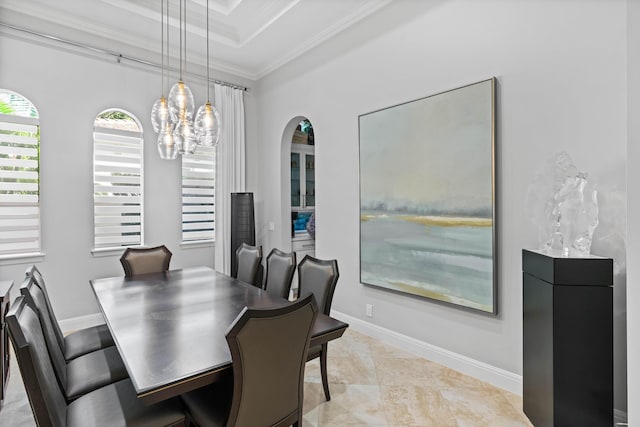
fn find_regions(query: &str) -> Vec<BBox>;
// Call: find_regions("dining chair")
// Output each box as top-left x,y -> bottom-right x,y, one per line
181,294 -> 318,427
6,295 -> 187,427
25,265 -> 115,361
119,244 -> 172,277
297,255 -> 339,401
20,276 -> 128,402
234,242 -> 263,287
264,248 -> 297,300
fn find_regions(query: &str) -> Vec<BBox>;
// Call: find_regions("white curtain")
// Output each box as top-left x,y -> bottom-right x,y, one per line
214,84 -> 246,274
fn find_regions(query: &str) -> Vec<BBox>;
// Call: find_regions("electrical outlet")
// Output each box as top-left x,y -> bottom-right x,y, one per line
365,304 -> 373,317
268,221 -> 275,231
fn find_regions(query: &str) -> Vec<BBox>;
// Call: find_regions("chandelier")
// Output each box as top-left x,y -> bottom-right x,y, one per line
152,0 -> 221,160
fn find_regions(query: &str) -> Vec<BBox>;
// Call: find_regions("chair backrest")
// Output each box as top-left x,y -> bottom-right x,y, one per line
6,296 -> 68,427
119,245 -> 172,277
25,265 -> 66,352
297,255 -> 339,315
264,248 -> 297,300
235,243 -> 263,287
225,294 -> 317,427
19,276 -> 69,392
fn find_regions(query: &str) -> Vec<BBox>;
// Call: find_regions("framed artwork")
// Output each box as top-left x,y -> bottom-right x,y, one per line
359,78 -> 497,315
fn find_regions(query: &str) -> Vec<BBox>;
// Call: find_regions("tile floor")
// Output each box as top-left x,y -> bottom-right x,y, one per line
302,329 -> 532,426
0,328 -> 533,426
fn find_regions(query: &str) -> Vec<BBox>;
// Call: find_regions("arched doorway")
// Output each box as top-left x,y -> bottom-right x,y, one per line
280,117 -> 316,291
290,117 -> 315,251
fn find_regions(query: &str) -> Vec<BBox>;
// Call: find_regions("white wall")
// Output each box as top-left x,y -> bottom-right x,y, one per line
0,30 -> 256,320
626,0 -> 639,424
255,0 -> 628,411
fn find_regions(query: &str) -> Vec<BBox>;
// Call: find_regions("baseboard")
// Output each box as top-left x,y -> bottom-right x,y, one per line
59,312 -> 106,333
331,310 -> 523,395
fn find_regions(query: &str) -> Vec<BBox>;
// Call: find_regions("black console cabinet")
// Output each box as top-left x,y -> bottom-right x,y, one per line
522,249 -> 613,427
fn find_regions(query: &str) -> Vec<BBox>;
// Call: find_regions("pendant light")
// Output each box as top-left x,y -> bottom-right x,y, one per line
168,0 -> 197,155
152,0 -> 178,159
195,0 -> 221,147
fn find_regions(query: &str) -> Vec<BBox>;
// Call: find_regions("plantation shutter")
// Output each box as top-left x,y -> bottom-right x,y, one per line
182,146 -> 215,242
0,114 -> 40,256
93,127 -> 143,248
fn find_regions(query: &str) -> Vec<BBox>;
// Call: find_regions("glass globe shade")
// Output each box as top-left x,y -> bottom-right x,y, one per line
151,97 -> 169,133
157,123 -> 180,160
194,102 -> 221,146
168,81 -> 195,122
173,119 -> 198,155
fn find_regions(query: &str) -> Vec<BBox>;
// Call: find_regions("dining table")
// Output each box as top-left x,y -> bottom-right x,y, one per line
90,266 -> 348,405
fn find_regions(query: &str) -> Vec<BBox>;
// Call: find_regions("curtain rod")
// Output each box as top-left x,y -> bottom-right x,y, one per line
0,22 -> 248,92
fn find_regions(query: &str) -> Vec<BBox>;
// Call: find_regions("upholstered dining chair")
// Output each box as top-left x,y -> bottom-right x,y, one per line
234,242 -> 263,287
25,265 -> 115,361
181,294 -> 318,427
6,295 -> 187,427
297,255 -> 340,401
20,276 -> 128,401
264,248 -> 297,300
119,244 -> 172,277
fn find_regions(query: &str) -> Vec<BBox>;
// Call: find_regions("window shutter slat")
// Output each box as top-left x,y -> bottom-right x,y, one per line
0,240 -> 40,255
183,230 -> 215,241
0,133 -> 38,146
94,175 -> 140,185
0,145 -> 38,157
182,222 -> 214,231
182,187 -> 215,196
94,205 -> 140,214
0,182 -> 39,192
0,158 -> 38,169
182,205 -> 215,213
0,194 -> 39,204
0,120 -> 38,133
182,213 -> 215,222
0,170 -> 38,180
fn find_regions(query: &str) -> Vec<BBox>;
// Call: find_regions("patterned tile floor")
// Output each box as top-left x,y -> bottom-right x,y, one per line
0,329 -> 533,426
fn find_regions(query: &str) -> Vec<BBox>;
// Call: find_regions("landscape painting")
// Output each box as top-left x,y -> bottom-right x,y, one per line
359,78 -> 496,314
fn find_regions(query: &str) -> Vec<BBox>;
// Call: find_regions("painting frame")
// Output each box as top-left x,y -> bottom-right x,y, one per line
358,78 -> 497,316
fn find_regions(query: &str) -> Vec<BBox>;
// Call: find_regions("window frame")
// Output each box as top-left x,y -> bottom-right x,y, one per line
181,145 -> 216,245
0,89 -> 42,261
92,109 -> 144,252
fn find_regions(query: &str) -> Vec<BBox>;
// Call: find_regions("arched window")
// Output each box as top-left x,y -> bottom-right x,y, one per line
93,109 -> 143,250
0,89 -> 40,257
182,146 -> 215,242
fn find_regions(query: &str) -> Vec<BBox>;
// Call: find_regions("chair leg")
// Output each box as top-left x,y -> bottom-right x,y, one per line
320,344 -> 330,401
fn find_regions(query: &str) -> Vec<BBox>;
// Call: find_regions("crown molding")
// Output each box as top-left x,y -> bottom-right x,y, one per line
254,0 -> 392,79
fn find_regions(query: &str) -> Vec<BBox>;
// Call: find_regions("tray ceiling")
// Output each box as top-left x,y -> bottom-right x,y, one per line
0,0 -> 392,80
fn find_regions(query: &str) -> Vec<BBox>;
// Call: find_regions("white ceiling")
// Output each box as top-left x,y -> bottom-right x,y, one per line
0,0 -> 393,81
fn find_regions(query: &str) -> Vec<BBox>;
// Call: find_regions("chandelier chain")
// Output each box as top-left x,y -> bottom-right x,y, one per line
178,0 -> 183,80
160,0 -> 163,96
165,0 -> 170,92
207,0 -> 210,102
183,0 -> 187,80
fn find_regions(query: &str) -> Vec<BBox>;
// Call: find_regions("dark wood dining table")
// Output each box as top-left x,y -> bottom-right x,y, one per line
90,266 -> 348,404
